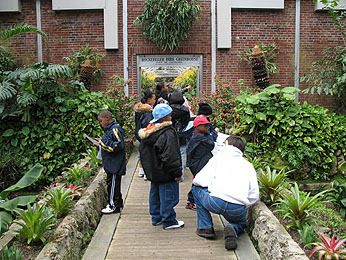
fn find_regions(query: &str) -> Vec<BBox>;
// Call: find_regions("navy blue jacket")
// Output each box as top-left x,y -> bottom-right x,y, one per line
186,131 -> 215,176
185,116 -> 218,142
99,121 -> 126,175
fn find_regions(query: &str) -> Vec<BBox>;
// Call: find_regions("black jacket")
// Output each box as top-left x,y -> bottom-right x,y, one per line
99,121 -> 126,175
138,121 -> 182,183
186,132 -> 215,176
134,103 -> 153,142
170,104 -> 190,146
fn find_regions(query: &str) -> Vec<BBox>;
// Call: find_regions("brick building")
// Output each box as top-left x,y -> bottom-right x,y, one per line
0,0 -> 345,109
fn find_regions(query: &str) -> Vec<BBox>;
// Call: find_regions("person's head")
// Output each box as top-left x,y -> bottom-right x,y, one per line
225,135 -> 245,153
141,89 -> 156,106
198,102 -> 213,116
169,91 -> 184,105
193,115 -> 210,134
98,109 -> 113,128
150,103 -> 172,124
156,82 -> 168,93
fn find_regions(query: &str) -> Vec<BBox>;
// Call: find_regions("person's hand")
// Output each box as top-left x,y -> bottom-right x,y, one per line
175,177 -> 181,182
186,84 -> 192,89
96,138 -> 101,141
215,127 -> 220,133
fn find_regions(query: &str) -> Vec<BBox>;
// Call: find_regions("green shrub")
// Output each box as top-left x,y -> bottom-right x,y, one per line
234,84 -> 346,180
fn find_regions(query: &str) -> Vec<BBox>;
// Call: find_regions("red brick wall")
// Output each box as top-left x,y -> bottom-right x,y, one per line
0,0 -> 343,109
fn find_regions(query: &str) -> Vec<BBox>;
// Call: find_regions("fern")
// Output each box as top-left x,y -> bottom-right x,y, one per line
0,79 -> 17,101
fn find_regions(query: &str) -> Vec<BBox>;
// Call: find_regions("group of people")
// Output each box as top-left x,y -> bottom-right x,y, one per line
95,82 -> 259,250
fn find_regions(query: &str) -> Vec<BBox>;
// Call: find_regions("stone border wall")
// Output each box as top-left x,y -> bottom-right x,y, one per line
35,168 -> 107,260
248,201 -> 309,260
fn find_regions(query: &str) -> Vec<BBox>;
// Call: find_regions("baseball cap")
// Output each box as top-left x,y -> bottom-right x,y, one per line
150,104 -> 173,124
193,115 -> 210,128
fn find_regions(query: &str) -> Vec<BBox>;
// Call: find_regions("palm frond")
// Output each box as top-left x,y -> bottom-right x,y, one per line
0,79 -> 17,101
0,23 -> 48,43
46,64 -> 72,79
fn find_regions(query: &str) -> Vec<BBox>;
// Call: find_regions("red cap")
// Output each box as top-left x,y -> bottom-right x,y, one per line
193,115 -> 210,128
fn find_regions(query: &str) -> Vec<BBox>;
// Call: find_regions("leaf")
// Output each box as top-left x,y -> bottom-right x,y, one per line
22,126 -> 30,136
0,195 -> 37,211
0,164 -> 43,199
2,129 -> 14,137
256,112 -> 266,121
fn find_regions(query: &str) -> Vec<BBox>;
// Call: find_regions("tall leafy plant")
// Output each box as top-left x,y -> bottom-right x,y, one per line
134,0 -> 201,51
0,164 -> 42,236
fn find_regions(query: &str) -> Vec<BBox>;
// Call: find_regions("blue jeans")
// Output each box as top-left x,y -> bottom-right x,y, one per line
192,186 -> 247,236
149,181 -> 179,229
180,144 -> 187,178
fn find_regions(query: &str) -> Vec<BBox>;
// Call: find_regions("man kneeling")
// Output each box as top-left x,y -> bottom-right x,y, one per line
192,135 -> 259,250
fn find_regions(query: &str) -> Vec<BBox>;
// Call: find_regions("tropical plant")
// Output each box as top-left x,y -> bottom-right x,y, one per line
308,233 -> 346,260
1,245 -> 23,260
0,62 -> 73,121
314,206 -> 346,240
339,161 -> 346,172
12,203 -> 55,245
298,225 -> 318,247
239,42 -> 280,75
65,184 -> 83,200
276,183 -> 327,230
324,180 -> 346,218
63,164 -> 88,186
246,156 -> 266,171
63,44 -> 104,83
46,186 -> 74,218
257,166 -> 291,204
134,0 -> 201,51
0,164 -> 43,236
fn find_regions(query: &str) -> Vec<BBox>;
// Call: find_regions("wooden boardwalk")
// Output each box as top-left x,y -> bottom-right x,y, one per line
105,166 -> 237,260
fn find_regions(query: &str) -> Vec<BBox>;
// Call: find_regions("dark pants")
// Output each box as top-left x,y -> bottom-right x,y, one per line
105,171 -> 123,208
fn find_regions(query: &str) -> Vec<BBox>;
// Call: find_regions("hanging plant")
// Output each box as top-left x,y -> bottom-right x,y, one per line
134,0 -> 201,51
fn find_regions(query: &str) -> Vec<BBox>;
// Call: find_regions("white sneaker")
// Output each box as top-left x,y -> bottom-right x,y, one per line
138,168 -> 145,177
164,220 -> 184,230
143,174 -> 147,181
101,204 -> 115,214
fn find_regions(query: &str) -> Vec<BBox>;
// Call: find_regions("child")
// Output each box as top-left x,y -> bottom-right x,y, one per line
134,89 -> 155,179
138,104 -> 184,229
97,109 -> 126,214
169,91 -> 190,182
185,115 -> 215,210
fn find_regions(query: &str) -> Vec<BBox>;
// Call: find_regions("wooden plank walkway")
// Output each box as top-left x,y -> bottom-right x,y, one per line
105,166 -> 237,260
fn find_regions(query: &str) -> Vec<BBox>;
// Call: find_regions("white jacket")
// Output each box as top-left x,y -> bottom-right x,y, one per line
193,145 -> 259,207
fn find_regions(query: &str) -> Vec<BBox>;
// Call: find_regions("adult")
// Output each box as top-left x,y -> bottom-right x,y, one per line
192,135 -> 259,250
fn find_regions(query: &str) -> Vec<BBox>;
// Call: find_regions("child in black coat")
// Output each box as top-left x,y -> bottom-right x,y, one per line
186,115 -> 215,210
